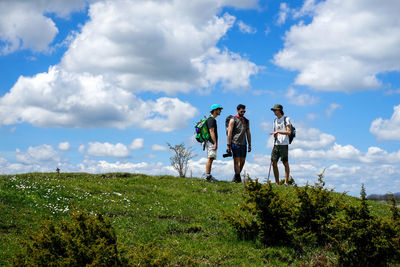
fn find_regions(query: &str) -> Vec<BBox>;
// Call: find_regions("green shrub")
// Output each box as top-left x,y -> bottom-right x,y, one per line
293,172 -> 340,245
389,194 -> 400,263
13,209 -> 128,266
330,185 -> 400,267
225,179 -> 293,246
224,210 -> 258,241
389,194 -> 400,222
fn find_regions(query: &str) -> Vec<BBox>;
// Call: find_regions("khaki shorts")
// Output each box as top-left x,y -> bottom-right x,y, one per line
206,141 -> 217,159
271,145 -> 288,162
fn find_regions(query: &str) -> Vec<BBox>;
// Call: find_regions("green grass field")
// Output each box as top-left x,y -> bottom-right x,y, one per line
0,173 -> 396,266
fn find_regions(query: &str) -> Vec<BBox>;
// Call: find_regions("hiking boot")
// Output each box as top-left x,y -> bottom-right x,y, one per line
231,174 -> 242,183
206,175 -> 218,182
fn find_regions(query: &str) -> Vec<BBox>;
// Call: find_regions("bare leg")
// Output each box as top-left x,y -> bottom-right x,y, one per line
283,161 -> 290,184
233,157 -> 241,175
206,158 -> 214,174
272,160 -> 279,184
239,157 -> 246,173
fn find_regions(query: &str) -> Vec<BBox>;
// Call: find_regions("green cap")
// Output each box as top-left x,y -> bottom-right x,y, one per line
271,104 -> 283,111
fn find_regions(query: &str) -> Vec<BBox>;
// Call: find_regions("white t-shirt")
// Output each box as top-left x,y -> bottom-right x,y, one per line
273,116 -> 291,145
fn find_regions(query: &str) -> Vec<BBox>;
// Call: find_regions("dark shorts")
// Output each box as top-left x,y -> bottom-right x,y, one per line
271,145 -> 288,162
232,143 -> 247,158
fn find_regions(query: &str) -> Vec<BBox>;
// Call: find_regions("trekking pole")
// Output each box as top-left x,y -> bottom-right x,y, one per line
267,138 -> 277,182
267,160 -> 272,182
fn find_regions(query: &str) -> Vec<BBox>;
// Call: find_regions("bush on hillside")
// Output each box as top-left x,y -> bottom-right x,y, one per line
389,194 -> 400,263
224,211 -> 259,241
13,209 -> 129,266
330,185 -> 400,267
293,171 -> 341,246
226,176 -> 400,266
389,194 -> 400,222
225,179 -> 293,246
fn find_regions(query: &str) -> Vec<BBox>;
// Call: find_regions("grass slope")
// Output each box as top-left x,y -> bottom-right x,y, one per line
0,173 -> 394,266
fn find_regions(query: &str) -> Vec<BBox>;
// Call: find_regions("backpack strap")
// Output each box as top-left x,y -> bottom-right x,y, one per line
284,116 -> 291,129
232,115 -> 243,131
235,115 -> 249,125
229,115 -> 237,136
275,117 -> 290,131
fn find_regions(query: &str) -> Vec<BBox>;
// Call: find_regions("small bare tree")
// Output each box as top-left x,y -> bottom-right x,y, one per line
167,142 -> 195,178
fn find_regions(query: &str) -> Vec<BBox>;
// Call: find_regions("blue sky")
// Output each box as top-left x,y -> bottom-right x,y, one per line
0,0 -> 399,196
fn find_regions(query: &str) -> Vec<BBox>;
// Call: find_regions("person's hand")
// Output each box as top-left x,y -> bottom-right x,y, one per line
213,144 -> 217,150
248,145 -> 252,152
226,147 -> 231,153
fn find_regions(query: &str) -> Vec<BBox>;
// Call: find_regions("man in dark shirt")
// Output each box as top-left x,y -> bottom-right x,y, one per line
203,104 -> 223,182
226,104 -> 251,183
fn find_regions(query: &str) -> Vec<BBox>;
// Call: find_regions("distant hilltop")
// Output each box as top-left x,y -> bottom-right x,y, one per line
367,192 -> 400,201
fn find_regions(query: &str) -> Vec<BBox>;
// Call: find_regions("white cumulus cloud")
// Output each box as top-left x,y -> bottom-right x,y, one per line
0,66 -> 197,130
0,0 -> 87,54
285,88 -> 319,106
292,127 -> 335,149
0,0 -> 260,130
58,142 -> 71,151
78,144 -> 85,153
87,142 -> 130,158
61,0 -> 260,93
129,138 -> 144,150
152,144 -> 168,151
370,104 -> 400,141
326,103 -> 342,117
237,20 -> 257,34
193,47 -> 260,89
16,144 -> 60,164
77,158 -> 174,176
277,2 -> 291,25
273,0 -> 400,92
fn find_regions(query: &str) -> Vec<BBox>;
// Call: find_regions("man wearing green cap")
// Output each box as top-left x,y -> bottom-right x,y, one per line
202,104 -> 223,182
269,104 -> 291,184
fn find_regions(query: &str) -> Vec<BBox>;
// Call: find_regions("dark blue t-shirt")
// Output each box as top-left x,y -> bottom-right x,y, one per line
206,116 -> 217,144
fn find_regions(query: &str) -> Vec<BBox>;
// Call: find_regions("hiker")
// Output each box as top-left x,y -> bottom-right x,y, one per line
269,104 -> 291,184
226,104 -> 251,183
202,104 -> 223,182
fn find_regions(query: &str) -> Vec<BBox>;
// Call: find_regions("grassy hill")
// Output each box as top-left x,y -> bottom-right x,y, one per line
0,173 -> 397,266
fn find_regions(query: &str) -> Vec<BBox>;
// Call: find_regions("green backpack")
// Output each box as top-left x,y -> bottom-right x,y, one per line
195,115 -> 212,143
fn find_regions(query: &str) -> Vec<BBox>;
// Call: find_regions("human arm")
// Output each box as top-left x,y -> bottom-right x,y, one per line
269,124 -> 291,136
246,121 -> 252,152
209,127 -> 217,150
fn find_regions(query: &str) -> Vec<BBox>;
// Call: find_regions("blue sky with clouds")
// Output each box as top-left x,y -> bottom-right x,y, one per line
1,0 -> 399,196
